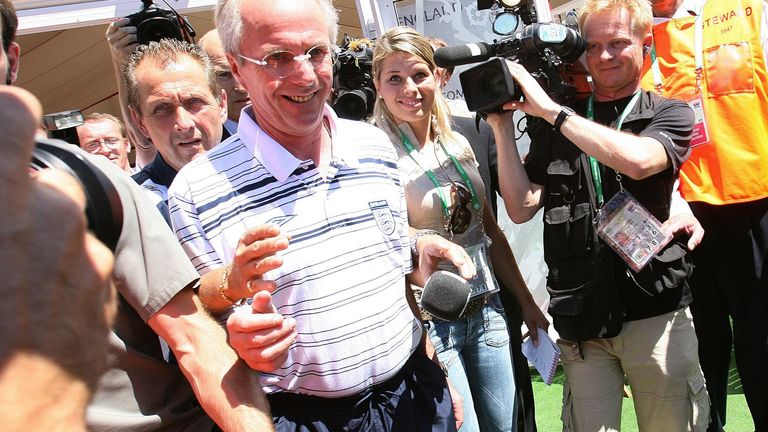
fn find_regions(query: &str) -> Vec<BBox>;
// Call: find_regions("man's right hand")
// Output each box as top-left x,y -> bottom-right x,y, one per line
227,291 -> 297,372
225,225 -> 295,372
500,60 -> 561,121
224,224 -> 289,301
106,18 -> 138,66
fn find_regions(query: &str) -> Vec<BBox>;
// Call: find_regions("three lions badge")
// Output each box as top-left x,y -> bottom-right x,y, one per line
369,200 -> 395,235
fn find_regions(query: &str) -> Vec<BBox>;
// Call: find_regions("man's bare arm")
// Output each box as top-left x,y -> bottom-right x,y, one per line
486,110 -> 545,223
106,18 -> 155,167
501,61 -> 672,181
147,287 -> 274,432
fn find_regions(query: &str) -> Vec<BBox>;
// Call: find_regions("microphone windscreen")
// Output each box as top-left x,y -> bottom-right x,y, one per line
433,43 -> 494,68
420,270 -> 472,321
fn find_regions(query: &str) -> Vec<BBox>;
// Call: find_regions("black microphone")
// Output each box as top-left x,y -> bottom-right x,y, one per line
434,42 -> 494,68
420,270 -> 472,321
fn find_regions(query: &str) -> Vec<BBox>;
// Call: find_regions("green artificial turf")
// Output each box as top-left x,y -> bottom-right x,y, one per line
529,351 -> 754,431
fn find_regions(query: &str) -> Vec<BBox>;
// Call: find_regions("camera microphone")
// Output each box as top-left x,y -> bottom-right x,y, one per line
420,270 -> 473,321
434,42 -> 495,68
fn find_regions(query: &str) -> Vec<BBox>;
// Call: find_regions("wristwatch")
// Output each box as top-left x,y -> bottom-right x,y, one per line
554,106 -> 576,133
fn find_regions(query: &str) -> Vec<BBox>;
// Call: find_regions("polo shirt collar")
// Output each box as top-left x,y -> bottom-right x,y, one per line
224,118 -> 238,135
237,104 -> 359,183
146,152 -> 178,187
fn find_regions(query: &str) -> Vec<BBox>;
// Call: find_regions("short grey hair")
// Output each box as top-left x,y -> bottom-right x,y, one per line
83,113 -> 127,138
215,0 -> 339,60
123,38 -> 221,115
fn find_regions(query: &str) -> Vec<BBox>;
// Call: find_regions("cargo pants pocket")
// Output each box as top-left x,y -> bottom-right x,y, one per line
688,372 -> 710,432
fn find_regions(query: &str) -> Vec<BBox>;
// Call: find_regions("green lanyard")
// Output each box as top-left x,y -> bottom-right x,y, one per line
585,91 -> 642,206
399,132 -> 481,221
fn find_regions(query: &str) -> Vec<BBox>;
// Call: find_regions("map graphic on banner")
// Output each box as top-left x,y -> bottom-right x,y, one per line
386,0 -> 551,326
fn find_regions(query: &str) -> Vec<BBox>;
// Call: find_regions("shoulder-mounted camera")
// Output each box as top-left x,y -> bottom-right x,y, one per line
126,0 -> 196,45
435,0 -> 591,116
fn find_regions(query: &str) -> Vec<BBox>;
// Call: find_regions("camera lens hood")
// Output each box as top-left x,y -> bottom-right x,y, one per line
31,138 -> 124,252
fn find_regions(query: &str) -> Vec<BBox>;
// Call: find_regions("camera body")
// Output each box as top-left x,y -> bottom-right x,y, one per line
126,0 -> 195,45
458,1 -> 590,115
331,36 -> 376,121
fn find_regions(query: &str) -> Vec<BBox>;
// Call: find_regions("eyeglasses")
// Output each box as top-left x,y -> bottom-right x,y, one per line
447,182 -> 472,235
82,137 -> 123,153
237,44 -> 335,78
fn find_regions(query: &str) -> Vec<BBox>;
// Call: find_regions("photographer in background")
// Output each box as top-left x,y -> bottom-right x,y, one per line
199,29 -> 249,139
486,0 -> 709,430
106,2 -> 196,169
107,16 -> 156,169
76,113 -> 134,173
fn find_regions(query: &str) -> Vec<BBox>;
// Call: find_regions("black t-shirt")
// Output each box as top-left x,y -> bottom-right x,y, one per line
525,91 -> 695,321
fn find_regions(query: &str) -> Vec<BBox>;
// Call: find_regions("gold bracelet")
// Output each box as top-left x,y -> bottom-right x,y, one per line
218,264 -> 239,304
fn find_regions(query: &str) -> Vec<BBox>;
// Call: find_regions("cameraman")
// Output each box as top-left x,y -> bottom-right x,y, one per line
486,0 -> 709,430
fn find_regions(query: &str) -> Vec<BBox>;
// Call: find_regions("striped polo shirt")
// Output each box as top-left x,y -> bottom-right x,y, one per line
168,106 -> 421,397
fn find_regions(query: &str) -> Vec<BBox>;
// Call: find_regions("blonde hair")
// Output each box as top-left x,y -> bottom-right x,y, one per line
372,26 -> 464,153
578,0 -> 652,39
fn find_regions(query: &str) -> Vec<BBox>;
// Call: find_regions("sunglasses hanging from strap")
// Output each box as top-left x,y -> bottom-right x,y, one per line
398,131 -> 481,236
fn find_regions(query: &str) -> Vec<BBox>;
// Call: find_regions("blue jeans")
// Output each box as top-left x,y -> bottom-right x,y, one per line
426,293 -> 517,432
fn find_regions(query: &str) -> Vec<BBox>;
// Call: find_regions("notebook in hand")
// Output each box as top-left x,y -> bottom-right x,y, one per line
521,327 -> 561,385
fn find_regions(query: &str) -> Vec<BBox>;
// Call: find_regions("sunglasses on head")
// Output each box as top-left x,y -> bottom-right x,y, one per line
446,182 -> 472,235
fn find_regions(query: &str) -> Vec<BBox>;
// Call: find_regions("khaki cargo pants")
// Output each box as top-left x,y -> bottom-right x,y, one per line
557,308 -> 710,432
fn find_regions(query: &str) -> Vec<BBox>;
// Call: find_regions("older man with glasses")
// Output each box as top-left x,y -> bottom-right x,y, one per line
76,113 -> 133,173
166,0 -> 479,430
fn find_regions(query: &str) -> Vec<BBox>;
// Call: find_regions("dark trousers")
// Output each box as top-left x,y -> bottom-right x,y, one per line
268,353 -> 456,432
689,198 -> 768,432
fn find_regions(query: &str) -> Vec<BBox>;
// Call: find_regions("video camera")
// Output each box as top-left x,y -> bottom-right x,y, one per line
434,0 -> 590,116
331,35 -> 376,121
126,0 -> 196,45
33,110 -> 123,252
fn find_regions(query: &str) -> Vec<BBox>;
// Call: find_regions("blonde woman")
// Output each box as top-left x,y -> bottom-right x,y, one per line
372,26 -> 548,432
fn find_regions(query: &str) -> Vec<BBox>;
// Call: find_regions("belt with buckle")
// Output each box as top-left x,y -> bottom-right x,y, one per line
459,293 -> 491,320
419,293 -> 492,322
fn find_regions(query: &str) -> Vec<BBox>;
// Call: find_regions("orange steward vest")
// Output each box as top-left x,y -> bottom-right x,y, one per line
641,0 -> 768,205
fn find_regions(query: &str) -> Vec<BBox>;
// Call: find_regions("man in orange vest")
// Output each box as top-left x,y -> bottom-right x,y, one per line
642,1 -> 768,430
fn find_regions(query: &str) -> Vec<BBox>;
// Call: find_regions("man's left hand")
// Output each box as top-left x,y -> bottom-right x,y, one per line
662,213 -> 705,251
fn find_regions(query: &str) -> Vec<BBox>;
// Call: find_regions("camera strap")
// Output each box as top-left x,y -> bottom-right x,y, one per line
398,131 -> 481,218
